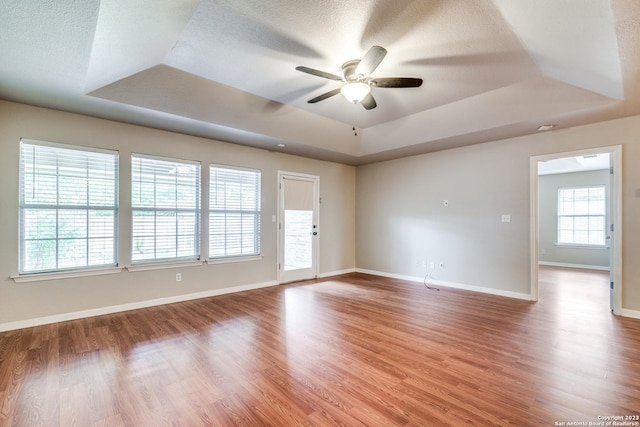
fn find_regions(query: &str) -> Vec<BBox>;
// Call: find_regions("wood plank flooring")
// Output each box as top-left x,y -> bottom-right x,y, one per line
1,267 -> 639,426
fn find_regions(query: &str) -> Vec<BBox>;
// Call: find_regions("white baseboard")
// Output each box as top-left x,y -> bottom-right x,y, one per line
538,261 -> 610,271
620,308 -> 640,319
0,280 -> 278,332
355,268 -> 532,301
355,268 -> 424,284
318,268 -> 356,279
5,270 -> 636,332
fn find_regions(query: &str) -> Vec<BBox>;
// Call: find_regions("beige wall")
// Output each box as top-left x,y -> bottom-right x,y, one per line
356,116 -> 640,313
3,99 -> 640,327
0,101 -> 356,327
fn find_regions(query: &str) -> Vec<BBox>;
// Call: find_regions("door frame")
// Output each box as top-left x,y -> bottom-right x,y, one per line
529,145 -> 622,314
277,171 -> 320,284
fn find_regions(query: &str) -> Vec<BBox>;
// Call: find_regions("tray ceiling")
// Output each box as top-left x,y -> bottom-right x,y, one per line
1,0 -> 639,165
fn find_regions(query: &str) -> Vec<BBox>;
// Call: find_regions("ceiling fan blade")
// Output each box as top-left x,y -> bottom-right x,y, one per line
295,66 -> 343,81
370,77 -> 423,88
355,46 -> 387,77
361,93 -> 377,110
308,88 -> 342,103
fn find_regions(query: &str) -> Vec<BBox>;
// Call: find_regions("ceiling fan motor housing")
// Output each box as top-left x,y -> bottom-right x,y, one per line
342,60 -> 363,82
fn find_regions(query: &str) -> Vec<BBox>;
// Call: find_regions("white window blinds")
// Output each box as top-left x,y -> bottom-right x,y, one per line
557,186 -> 606,245
210,165 -> 261,258
19,139 -> 119,273
282,177 -> 315,210
131,154 -> 201,263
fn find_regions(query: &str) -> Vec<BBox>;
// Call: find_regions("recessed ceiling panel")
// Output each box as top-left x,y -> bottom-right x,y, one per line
84,0 -> 201,92
89,65 -> 362,156
493,0 -> 623,99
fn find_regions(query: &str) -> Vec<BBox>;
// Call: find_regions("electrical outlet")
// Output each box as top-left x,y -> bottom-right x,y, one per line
176,273 -> 182,282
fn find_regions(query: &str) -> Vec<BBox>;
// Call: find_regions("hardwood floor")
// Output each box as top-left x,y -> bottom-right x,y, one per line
1,267 -> 639,426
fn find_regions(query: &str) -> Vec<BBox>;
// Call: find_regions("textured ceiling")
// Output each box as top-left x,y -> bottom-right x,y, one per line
1,0 -> 640,165
538,153 -> 611,175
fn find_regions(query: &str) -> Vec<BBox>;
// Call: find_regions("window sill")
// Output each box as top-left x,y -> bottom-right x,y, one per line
126,260 -> 203,272
555,243 -> 608,250
11,267 -> 123,283
206,255 -> 263,265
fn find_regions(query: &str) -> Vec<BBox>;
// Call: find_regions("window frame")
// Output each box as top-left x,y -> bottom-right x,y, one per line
130,153 -> 201,265
556,185 -> 607,248
209,164 -> 262,260
18,138 -> 119,275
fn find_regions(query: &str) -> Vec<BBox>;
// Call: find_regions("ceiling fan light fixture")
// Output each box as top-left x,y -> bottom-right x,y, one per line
340,82 -> 371,104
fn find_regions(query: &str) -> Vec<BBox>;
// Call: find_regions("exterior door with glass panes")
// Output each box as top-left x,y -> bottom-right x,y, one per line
278,172 -> 319,283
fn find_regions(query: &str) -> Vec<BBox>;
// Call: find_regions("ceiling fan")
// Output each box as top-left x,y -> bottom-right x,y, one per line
295,45 -> 422,110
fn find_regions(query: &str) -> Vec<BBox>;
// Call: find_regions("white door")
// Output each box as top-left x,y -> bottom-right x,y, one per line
278,172 -> 319,283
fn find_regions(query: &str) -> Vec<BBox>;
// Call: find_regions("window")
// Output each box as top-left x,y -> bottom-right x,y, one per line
131,154 -> 200,263
210,165 -> 261,258
19,139 -> 119,273
557,186 -> 606,246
